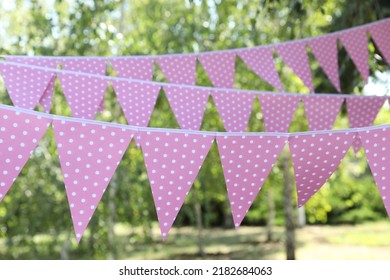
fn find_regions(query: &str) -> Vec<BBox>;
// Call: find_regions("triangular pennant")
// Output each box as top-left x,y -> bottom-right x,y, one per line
109,57 -> 154,80
346,96 -> 386,153
58,58 -> 107,75
140,131 -> 214,239
197,52 -> 236,88
370,20 -> 390,65
258,94 -> 301,132
39,75 -> 56,113
237,47 -> 284,91
0,108 -> 51,202
339,28 -> 369,82
0,63 -> 56,110
211,90 -> 255,132
163,85 -> 210,130
216,135 -> 287,227
308,35 -> 341,92
302,95 -> 344,131
359,127 -> 390,217
274,41 -> 314,92
289,132 -> 355,207
156,55 -> 197,85
112,80 -> 161,126
58,72 -> 108,119
52,119 -> 133,242
5,57 -> 58,68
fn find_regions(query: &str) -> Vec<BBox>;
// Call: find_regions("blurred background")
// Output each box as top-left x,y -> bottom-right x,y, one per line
0,0 -> 389,260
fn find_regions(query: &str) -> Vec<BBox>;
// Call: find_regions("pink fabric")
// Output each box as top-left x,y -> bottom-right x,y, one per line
289,132 -> 355,207
237,47 -> 284,91
217,135 -> 287,227
140,131 -> 214,239
258,94 -> 301,132
112,80 -> 161,126
58,58 -> 106,75
0,108 -> 51,202
346,96 -> 386,153
308,35 -> 341,92
339,29 -> 369,82
0,63 -> 55,110
274,42 -> 314,92
109,57 -> 154,80
39,75 -> 56,113
369,21 -> 390,65
163,85 -> 210,130
156,55 -> 197,85
359,127 -> 390,217
302,95 -> 344,131
212,90 -> 255,132
197,52 -> 236,88
53,119 -> 133,242
58,72 -> 108,119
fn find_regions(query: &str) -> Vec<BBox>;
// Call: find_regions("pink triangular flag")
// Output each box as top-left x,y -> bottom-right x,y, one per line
302,95 -> 344,131
212,90 -> 255,132
0,63 -> 56,110
109,57 -> 154,80
238,47 -> 284,91
289,131 -> 355,207
197,52 -> 236,88
339,28 -> 369,82
112,80 -> 161,126
359,127 -> 390,217
370,20 -> 390,65
163,85 -> 210,130
258,94 -> 301,132
0,107 -> 51,202
39,75 -> 56,113
308,35 -> 341,92
346,96 -> 386,153
58,72 -> 108,119
140,131 -> 214,239
58,58 -> 106,75
275,42 -> 314,92
156,55 -> 197,85
217,135 -> 287,227
52,119 -> 133,242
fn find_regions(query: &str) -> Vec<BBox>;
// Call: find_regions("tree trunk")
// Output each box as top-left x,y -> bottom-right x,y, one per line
193,187 -> 205,258
107,173 -> 118,260
60,232 -> 71,260
282,151 -> 296,260
266,188 -> 275,242
298,206 -> 306,228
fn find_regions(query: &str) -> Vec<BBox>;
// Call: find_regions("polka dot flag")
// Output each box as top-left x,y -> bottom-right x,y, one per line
216,135 -> 287,228
156,55 -> 197,85
52,119 -> 133,242
0,63 -> 56,110
109,57 -> 155,80
369,20 -> 390,65
163,85 -> 210,130
140,131 -> 214,240
289,131 -> 355,207
359,127 -> 390,217
0,107 -> 51,202
197,52 -> 236,88
211,90 -> 255,132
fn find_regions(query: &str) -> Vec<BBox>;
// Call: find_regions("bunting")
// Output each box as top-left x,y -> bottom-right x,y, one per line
156,55 -> 197,85
109,57 -> 155,80
369,20 -> 390,65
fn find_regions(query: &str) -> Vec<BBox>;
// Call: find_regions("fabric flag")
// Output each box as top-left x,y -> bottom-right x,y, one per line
39,75 -> 56,113
289,132 -> 355,207
274,41 -> 314,92
302,95 -> 344,131
58,72 -> 108,119
237,47 -> 284,91
258,94 -> 301,132
0,108 -> 51,202
369,20 -> 390,65
211,90 -> 255,132
197,52 -> 236,88
163,85 -> 210,130
112,80 -> 161,127
359,127 -> 390,217
52,119 -> 133,242
346,96 -> 386,153
216,135 -> 287,227
109,57 -> 155,80
339,29 -> 369,82
308,34 -> 341,92
156,55 -> 197,85
0,63 -> 55,110
140,131 -> 214,239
